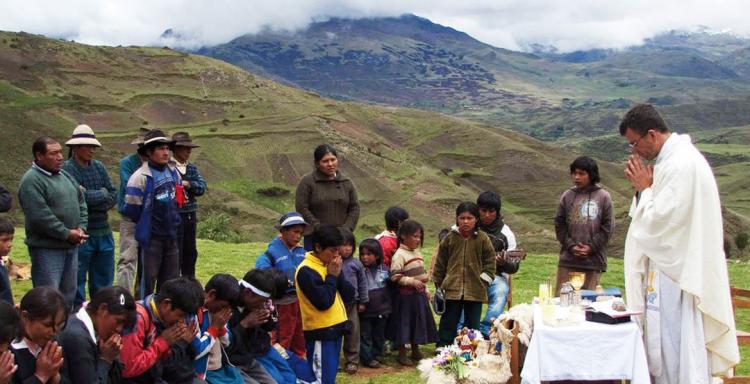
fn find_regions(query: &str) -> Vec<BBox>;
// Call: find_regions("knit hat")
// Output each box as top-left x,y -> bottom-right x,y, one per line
65,124 -> 102,147
137,129 -> 173,156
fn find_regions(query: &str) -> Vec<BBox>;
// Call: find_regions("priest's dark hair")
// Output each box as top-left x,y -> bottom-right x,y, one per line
619,104 -> 669,136
570,156 -> 601,185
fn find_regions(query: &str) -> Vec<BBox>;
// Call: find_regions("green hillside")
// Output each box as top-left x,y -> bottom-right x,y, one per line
0,30 -> 747,254
0,31 -> 635,251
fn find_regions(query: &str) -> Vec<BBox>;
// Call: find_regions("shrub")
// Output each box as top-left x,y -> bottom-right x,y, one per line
736,233 -> 749,252
257,186 -> 289,197
724,239 -> 732,258
197,212 -> 243,243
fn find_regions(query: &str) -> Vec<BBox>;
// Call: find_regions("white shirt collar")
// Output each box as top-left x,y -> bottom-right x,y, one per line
170,157 -> 188,174
11,338 -> 42,357
32,162 -> 54,177
76,304 -> 98,343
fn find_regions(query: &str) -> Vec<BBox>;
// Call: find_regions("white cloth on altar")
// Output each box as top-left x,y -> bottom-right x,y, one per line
520,304 -> 650,384
624,132 -> 739,376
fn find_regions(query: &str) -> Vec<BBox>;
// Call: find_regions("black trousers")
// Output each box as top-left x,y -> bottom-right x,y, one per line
360,315 -> 387,365
177,212 -> 198,278
437,299 -> 483,347
139,237 -> 179,298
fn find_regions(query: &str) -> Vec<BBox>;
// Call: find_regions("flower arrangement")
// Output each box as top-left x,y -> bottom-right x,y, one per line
419,326 -> 510,384
433,345 -> 468,381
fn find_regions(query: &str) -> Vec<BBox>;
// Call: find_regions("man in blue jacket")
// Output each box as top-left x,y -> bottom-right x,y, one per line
122,130 -> 182,298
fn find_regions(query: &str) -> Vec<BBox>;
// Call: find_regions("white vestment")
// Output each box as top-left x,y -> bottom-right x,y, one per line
623,133 -> 739,380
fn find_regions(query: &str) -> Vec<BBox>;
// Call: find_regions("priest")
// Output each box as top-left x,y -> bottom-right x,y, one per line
619,104 -> 739,383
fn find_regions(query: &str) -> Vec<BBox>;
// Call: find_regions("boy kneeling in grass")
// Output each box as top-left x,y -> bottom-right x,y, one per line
120,277 -> 205,383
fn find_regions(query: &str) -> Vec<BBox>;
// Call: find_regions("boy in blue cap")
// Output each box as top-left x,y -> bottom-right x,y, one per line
255,212 -> 308,358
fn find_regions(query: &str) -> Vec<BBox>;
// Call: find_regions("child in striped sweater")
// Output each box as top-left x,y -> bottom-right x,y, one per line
388,220 -> 438,366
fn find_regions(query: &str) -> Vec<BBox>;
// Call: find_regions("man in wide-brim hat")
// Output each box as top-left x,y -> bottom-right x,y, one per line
170,132 -> 206,279
63,124 -> 117,307
116,127 -> 150,293
122,129 -> 183,298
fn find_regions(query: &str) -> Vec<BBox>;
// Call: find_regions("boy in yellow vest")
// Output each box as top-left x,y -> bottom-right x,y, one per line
295,225 -> 354,384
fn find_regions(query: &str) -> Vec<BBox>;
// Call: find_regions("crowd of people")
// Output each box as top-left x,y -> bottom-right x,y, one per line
0,103 -> 740,384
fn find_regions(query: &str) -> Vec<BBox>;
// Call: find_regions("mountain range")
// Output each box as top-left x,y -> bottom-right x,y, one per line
0,16 -> 748,253
197,14 -> 750,140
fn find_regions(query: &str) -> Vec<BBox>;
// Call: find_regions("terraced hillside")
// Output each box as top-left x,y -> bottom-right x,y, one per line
0,31 -> 642,250
1,31 -> 746,254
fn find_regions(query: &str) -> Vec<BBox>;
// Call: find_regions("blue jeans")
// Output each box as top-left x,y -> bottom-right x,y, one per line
75,233 -> 115,307
29,246 -> 78,309
481,274 -> 509,336
457,274 -> 509,337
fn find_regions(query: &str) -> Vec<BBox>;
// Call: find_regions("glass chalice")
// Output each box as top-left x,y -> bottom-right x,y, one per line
568,272 -> 586,305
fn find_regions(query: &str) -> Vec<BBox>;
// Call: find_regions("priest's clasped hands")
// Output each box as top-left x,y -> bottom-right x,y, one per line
624,155 -> 653,192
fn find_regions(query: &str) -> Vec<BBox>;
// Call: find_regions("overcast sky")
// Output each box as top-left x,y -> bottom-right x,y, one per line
2,0 -> 749,52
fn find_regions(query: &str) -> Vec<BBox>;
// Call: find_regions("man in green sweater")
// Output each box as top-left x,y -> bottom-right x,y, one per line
62,124 -> 117,307
18,136 -> 88,309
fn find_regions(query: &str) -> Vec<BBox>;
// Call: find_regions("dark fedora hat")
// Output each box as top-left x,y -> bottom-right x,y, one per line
131,127 -> 151,145
137,129 -> 174,155
172,132 -> 200,148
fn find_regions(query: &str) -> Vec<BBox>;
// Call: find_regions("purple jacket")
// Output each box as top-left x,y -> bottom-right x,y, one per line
342,256 -> 369,305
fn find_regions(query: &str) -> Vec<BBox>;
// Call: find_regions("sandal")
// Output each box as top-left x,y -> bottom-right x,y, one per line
366,360 -> 381,368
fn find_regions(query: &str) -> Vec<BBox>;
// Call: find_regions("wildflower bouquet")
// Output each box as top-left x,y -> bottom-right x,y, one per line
433,345 -> 468,381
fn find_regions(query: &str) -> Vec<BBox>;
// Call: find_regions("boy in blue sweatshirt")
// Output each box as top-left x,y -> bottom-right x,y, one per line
255,212 -> 308,358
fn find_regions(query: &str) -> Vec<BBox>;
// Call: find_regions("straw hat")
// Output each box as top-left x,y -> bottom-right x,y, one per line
65,124 -> 102,147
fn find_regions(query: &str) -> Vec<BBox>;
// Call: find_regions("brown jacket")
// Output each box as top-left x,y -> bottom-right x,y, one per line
554,185 -> 614,272
432,228 -> 495,303
295,169 -> 359,235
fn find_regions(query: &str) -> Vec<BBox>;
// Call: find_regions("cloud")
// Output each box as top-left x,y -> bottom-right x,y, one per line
1,0 -> 749,51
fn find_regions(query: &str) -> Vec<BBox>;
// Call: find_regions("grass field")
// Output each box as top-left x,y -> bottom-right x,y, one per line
6,228 -> 749,382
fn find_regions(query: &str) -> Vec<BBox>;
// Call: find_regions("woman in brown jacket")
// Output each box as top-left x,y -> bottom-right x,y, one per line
295,144 -> 360,251
432,202 -> 495,347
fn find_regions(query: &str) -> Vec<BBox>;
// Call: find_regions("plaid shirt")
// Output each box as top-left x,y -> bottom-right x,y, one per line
174,161 -> 206,213
63,159 -> 116,236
